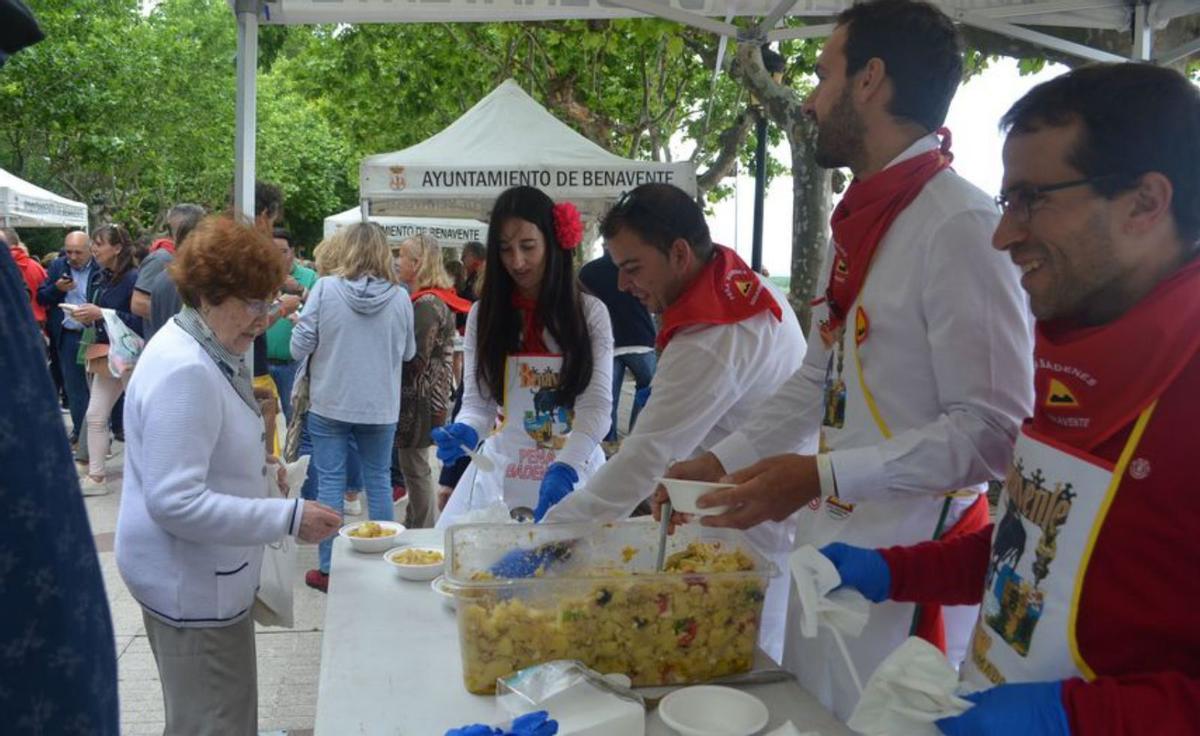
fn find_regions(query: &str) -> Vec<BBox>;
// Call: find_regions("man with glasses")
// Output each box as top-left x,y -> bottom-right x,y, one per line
540,182 -> 809,661
664,0 -> 1033,718
808,62 -> 1200,736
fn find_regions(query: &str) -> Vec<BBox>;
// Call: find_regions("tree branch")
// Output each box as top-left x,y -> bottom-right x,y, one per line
694,108 -> 755,193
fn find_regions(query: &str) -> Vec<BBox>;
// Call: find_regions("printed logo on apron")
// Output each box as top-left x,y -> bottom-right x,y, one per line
505,356 -> 573,483
963,410 -> 1152,687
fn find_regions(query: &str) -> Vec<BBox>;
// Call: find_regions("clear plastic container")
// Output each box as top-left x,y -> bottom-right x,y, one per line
443,519 -> 776,694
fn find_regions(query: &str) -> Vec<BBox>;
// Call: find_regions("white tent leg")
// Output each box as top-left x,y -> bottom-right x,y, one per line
234,1 -> 259,220
360,199 -> 370,223
1132,2 -> 1153,61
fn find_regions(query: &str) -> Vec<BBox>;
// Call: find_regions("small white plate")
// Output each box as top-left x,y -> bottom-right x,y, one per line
658,685 -> 769,736
430,574 -> 457,611
657,478 -> 735,516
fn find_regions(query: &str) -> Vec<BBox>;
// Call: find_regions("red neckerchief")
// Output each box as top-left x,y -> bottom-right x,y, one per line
150,238 -> 175,255
411,287 -> 472,314
825,130 -> 953,331
511,293 -> 549,353
657,244 -> 782,350
1033,257 -> 1200,450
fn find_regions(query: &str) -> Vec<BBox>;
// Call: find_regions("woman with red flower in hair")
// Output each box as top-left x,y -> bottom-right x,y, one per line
433,186 -> 613,525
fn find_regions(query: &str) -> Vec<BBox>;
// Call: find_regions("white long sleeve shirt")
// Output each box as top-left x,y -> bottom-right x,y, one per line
544,279 -> 809,523
711,135 -> 1034,507
456,294 -> 613,473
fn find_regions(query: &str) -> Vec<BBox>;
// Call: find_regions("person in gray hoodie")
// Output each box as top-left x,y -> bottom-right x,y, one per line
291,222 -> 416,591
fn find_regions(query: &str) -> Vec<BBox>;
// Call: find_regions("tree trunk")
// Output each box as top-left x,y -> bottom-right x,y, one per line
786,122 -> 831,335
730,42 -> 832,336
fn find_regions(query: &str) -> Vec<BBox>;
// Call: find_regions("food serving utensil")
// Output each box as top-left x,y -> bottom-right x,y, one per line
461,443 -> 496,473
655,499 -> 672,572
509,506 -> 535,523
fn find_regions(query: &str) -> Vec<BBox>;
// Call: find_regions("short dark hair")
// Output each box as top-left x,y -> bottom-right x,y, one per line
600,183 -> 712,260
836,0 -> 962,132
272,227 -> 293,247
255,180 -> 283,221
1001,63 -> 1200,248
461,241 -> 485,262
166,203 -> 205,249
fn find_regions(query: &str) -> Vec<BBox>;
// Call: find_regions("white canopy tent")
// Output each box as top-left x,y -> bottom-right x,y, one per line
359,80 -> 697,220
227,0 -> 1198,218
0,167 -> 88,230
323,207 -> 486,248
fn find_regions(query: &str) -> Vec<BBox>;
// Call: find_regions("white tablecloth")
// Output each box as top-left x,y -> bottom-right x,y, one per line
315,529 -> 855,736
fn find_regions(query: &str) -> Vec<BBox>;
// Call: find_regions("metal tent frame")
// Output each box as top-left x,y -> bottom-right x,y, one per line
228,0 -> 1198,218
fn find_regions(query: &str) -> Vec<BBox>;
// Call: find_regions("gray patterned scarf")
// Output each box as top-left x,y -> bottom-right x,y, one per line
174,306 -> 260,415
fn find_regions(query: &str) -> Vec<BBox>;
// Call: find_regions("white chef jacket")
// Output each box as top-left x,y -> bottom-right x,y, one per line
544,277 -> 811,660
709,134 -> 1034,719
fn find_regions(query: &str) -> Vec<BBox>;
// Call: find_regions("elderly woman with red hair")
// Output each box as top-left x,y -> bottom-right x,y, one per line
115,216 -> 341,735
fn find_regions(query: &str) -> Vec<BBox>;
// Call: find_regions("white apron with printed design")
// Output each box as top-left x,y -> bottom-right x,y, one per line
960,417 -> 1142,687
782,316 -> 982,720
438,354 -> 605,527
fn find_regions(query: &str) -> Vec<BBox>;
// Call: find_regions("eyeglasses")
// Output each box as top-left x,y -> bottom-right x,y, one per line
994,174 -> 1128,223
241,298 -> 273,318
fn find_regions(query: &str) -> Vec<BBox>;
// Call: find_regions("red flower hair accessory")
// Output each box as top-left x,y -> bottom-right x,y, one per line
552,201 -> 583,251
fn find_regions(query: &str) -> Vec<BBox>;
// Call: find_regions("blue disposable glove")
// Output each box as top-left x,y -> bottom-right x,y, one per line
432,423 -> 479,465
936,681 -> 1070,736
533,462 -> 579,521
819,542 -> 892,603
489,540 -> 577,578
445,710 -> 558,736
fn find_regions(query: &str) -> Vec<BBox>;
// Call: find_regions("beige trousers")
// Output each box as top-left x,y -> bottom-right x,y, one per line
397,446 -> 437,528
142,610 -> 258,736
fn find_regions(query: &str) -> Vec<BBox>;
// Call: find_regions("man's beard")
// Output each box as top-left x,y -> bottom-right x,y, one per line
813,88 -> 865,171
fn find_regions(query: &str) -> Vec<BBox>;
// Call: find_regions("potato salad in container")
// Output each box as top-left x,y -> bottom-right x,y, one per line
441,519 -> 775,694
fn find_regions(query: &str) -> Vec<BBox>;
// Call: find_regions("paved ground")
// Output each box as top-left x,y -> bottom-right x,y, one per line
83,381 -> 639,735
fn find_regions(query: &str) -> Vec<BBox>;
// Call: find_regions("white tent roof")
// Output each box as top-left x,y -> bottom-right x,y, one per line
323,207 -> 486,248
360,80 -> 697,220
258,0 -> 1191,31
0,168 -> 88,229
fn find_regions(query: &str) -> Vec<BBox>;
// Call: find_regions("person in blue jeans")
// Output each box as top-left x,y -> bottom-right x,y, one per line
290,223 -> 415,591
579,249 -> 658,442
298,417 -> 363,502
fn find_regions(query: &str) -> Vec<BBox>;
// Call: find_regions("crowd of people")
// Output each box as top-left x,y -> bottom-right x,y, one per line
6,0 -> 1199,734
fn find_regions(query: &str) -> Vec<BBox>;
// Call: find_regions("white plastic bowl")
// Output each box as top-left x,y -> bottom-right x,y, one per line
657,478 -> 735,516
430,574 -> 458,611
385,545 -> 445,581
658,685 -> 769,736
338,520 -> 406,553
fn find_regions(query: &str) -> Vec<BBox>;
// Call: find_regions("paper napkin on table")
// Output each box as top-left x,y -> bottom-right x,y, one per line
847,636 -> 974,736
764,721 -> 822,736
788,545 -> 870,639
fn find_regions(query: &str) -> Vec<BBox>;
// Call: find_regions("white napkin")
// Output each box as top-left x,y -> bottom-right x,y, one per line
270,456 -> 310,499
846,637 -> 974,736
788,545 -> 871,639
764,721 -> 822,736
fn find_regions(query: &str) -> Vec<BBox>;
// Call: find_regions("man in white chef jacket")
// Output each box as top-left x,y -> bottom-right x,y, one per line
541,182 -> 810,661
664,0 -> 1034,720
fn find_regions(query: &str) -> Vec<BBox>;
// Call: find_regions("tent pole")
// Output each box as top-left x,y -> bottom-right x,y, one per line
1132,2 -> 1153,61
234,1 -> 260,220
360,199 -> 370,223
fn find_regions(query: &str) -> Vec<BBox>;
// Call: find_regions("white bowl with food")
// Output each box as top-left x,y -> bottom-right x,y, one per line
339,520 -> 405,553
657,478 -> 735,516
384,545 -> 445,581
658,685 -> 768,736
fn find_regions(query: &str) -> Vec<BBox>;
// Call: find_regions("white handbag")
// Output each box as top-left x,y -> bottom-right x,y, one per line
253,455 -> 309,628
